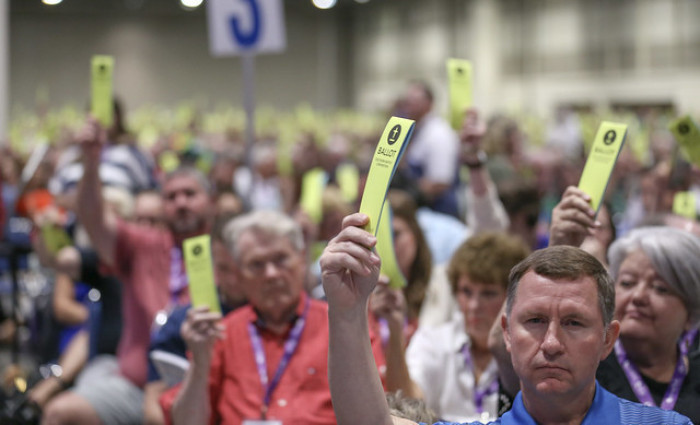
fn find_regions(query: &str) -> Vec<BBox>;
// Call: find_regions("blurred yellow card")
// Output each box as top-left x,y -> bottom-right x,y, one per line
578,121 -> 627,213
447,58 -> 473,131
183,235 -> 221,314
336,163 -> 359,203
376,203 -> 406,289
300,167 -> 327,224
673,191 -> 696,220
41,224 -> 72,255
91,55 -> 114,127
669,116 -> 700,168
358,117 -> 415,235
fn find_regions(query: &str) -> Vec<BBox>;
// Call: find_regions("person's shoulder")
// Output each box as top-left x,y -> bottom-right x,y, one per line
618,398 -> 693,425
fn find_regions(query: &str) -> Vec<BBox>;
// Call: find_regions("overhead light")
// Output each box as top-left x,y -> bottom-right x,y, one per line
312,0 -> 337,9
42,0 -> 63,5
181,0 -> 204,9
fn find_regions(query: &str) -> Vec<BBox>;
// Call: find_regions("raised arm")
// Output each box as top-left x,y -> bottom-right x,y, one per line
75,118 -> 118,267
369,278 -> 423,399
320,213 -> 416,425
172,306 -> 224,425
460,109 -> 509,232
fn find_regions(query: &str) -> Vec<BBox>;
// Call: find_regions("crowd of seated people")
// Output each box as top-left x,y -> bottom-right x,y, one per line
0,82 -> 699,425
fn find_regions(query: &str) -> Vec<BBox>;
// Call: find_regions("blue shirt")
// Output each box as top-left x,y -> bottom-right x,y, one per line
430,382 -> 692,425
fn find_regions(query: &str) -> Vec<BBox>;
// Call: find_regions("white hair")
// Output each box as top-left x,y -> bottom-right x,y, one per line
222,210 -> 304,262
608,226 -> 700,327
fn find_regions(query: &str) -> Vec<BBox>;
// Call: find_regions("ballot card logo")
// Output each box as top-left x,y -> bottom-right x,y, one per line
387,125 -> 402,145
192,245 -> 203,256
679,123 -> 690,135
603,130 -> 617,146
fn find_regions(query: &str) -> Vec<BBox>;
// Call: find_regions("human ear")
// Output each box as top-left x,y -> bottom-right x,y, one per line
601,320 -> 620,360
502,313 -> 512,353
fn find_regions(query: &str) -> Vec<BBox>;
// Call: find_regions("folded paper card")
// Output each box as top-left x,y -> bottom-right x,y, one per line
358,117 -> 415,236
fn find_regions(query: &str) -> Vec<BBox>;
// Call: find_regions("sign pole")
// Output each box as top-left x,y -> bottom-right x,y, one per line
242,51 -> 256,206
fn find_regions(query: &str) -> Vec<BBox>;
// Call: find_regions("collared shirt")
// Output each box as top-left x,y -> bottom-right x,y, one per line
201,293 -> 386,425
114,220 -> 190,388
429,382 -> 693,425
406,313 -> 500,422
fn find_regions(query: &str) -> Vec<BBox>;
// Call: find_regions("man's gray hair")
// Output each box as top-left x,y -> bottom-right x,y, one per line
608,226 -> 700,328
222,210 -> 305,262
164,166 -> 211,195
506,246 -> 615,327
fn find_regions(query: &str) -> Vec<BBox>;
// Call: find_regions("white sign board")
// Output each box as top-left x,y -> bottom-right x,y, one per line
207,0 -> 286,57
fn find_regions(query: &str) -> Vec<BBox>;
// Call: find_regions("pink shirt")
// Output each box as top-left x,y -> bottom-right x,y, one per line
114,221 -> 188,387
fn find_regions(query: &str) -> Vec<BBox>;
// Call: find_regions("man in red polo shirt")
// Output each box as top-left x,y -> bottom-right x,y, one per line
43,118 -> 213,425
169,210 -> 385,425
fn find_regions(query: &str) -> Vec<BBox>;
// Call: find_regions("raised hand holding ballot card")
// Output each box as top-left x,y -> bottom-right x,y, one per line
358,117 -> 415,235
578,121 -> 627,214
183,235 -> 221,314
91,55 -> 114,127
447,58 -> 473,131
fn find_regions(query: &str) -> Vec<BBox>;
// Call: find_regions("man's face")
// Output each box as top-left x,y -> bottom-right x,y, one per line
162,175 -> 210,235
503,271 -> 618,401
236,230 -> 307,323
402,85 -> 431,121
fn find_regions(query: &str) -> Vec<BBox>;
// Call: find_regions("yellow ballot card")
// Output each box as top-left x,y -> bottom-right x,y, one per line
673,191 -> 696,220
91,55 -> 114,127
669,116 -> 700,168
447,58 -> 473,131
300,167 -> 327,224
358,117 -> 416,235
41,224 -> 72,255
578,121 -> 628,214
183,235 -> 221,314
336,163 -> 360,203
376,203 -> 407,289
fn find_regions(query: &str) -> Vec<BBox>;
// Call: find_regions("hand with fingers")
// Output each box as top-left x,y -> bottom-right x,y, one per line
549,186 -> 599,248
180,306 -> 225,365
369,275 -> 407,330
320,213 -> 382,316
76,117 -> 107,168
459,108 -> 487,165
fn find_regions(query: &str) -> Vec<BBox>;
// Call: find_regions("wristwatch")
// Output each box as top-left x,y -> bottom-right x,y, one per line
463,150 -> 488,169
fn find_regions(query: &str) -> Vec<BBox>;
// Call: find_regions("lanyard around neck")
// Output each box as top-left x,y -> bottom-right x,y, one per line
461,343 -> 499,415
614,329 -> 696,410
247,297 -> 310,419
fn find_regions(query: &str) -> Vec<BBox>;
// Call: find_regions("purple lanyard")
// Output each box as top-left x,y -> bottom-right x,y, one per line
247,298 -> 310,419
615,329 -> 695,410
378,317 -> 408,348
461,344 -> 499,414
169,247 -> 189,305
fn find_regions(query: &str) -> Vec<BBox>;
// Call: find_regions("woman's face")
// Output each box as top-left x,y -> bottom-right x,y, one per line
392,216 -> 417,280
455,274 -> 506,346
614,249 -> 690,346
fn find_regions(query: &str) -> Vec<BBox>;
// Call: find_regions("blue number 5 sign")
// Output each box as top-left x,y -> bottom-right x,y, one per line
229,0 -> 261,48
208,0 -> 286,56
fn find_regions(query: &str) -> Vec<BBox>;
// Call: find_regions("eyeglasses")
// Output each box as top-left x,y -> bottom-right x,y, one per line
240,252 -> 296,276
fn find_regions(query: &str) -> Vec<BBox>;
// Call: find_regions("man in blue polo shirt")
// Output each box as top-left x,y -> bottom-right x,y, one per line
320,213 -> 692,425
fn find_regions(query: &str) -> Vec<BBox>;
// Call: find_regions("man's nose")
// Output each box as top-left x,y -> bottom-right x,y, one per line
263,261 -> 281,278
541,322 -> 564,357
